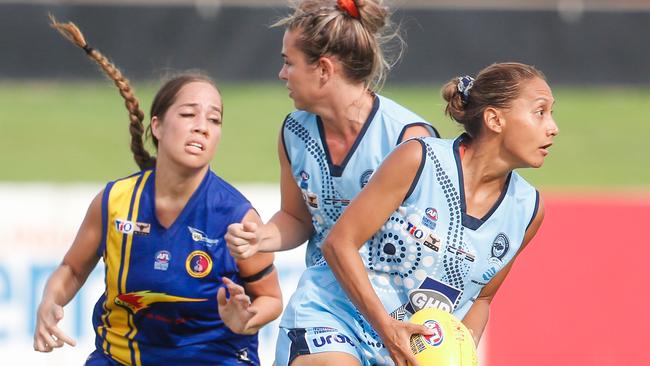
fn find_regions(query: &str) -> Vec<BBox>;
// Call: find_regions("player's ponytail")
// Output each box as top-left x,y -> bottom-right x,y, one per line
50,15 -> 156,170
442,62 -> 546,138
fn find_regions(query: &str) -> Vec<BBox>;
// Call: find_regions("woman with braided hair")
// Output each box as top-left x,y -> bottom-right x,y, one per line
33,18 -> 282,366
224,1 -> 438,365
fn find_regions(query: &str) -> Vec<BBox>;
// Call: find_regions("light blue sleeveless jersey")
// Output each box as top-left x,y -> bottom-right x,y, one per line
362,135 -> 539,321
278,135 -> 539,365
281,94 -> 436,268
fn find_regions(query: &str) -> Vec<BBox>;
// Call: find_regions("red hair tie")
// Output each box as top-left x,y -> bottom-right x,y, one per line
337,0 -> 360,19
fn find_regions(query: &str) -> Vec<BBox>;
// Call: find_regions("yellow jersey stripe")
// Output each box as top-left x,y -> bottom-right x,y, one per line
123,170 -> 150,366
98,172 -> 150,365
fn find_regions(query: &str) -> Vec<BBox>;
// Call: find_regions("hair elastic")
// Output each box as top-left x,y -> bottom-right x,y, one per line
337,0 -> 360,19
82,44 -> 94,55
457,75 -> 475,105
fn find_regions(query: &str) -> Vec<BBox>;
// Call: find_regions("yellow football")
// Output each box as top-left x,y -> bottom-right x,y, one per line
408,307 -> 478,366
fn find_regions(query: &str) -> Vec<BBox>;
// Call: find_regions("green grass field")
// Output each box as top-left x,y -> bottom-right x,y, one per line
1,81 -> 648,189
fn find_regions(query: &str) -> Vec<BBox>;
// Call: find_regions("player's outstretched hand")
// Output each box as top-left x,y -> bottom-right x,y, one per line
217,277 -> 259,335
378,317 -> 434,366
225,221 -> 260,259
33,300 -> 76,352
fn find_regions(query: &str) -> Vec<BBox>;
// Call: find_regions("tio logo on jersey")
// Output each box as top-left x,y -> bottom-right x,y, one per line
115,219 -> 150,235
405,221 -> 425,240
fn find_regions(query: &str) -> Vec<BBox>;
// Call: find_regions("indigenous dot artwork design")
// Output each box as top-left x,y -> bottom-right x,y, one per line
364,214 -> 420,278
424,143 -> 472,299
363,140 -> 475,313
286,116 -> 347,266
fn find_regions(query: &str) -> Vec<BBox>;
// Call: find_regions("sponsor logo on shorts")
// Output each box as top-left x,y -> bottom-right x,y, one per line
236,347 -> 252,363
312,332 -> 355,348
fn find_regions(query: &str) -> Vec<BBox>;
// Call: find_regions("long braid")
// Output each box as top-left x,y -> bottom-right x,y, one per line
49,15 -> 156,170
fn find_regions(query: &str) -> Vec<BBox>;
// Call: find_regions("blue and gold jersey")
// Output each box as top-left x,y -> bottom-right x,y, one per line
282,94 -> 437,267
91,169 -> 258,366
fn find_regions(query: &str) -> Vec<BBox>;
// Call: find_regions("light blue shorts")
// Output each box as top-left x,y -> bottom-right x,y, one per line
275,326 -> 362,366
276,266 -> 397,366
275,324 -> 396,366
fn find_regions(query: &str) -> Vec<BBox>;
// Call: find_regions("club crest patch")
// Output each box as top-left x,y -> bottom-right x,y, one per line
185,250 -> 213,278
491,233 -> 510,260
481,233 -> 510,282
359,169 -> 374,188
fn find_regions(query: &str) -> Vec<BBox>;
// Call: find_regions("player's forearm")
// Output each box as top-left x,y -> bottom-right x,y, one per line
462,298 -> 490,345
258,211 -> 312,252
41,264 -> 86,307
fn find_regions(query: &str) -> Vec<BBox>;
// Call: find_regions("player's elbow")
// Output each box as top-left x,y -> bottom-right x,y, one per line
322,232 -> 358,266
321,235 -> 342,263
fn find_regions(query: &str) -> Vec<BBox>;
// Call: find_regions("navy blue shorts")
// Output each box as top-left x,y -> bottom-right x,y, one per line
84,350 -> 122,366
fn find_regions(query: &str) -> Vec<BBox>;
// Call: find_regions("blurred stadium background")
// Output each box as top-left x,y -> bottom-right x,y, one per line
0,0 -> 648,365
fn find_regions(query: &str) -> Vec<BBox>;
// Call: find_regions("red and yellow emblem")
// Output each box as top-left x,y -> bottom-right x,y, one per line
114,291 -> 206,313
185,250 -> 213,278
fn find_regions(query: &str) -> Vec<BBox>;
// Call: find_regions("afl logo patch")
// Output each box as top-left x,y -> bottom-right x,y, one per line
185,250 -> 213,278
154,250 -> 171,271
422,320 -> 444,347
359,169 -> 374,188
425,207 -> 438,220
421,207 -> 438,230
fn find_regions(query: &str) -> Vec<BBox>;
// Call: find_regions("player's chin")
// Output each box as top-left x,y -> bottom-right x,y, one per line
291,97 -> 305,110
529,159 -> 544,169
181,157 -> 211,170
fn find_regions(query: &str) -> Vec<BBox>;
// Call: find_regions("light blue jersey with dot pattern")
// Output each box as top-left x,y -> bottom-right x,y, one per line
281,95 -> 435,268
362,135 -> 539,321
278,136 -> 538,366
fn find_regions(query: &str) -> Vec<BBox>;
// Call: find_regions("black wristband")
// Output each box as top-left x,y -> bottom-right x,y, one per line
82,44 -> 94,55
241,264 -> 275,283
